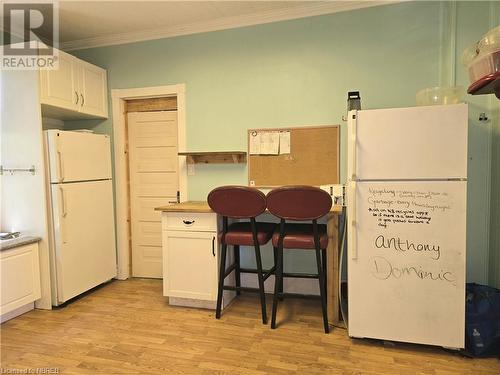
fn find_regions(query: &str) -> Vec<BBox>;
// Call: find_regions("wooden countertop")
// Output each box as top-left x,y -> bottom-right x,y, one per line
155,201 -> 343,214
155,201 -> 214,213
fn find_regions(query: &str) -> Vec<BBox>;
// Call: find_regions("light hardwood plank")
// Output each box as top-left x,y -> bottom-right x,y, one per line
1,279 -> 498,375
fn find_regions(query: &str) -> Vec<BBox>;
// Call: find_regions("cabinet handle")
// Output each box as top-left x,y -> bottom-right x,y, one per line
212,236 -> 215,257
182,220 -> 195,225
80,93 -> 84,107
75,91 -> 79,104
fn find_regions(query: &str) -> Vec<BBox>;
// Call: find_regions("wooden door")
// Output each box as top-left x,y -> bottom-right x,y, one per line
39,50 -> 78,111
128,111 -> 178,278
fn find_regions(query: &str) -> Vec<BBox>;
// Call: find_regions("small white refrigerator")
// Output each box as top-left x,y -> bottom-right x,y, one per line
346,103 -> 467,348
45,130 -> 117,306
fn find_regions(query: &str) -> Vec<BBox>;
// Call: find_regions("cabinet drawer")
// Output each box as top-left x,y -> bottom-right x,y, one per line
163,212 -> 217,232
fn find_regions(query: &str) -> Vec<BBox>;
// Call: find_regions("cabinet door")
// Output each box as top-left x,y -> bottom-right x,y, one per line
1,243 -> 41,315
39,51 -> 78,111
78,60 -> 108,118
164,231 -> 218,300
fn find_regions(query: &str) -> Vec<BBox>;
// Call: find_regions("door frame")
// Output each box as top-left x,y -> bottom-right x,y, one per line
111,84 -> 187,279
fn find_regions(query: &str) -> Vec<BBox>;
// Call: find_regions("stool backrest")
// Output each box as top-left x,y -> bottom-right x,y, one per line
207,186 -> 267,219
267,185 -> 332,221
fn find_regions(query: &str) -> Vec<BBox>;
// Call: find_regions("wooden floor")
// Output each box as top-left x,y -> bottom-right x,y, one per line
1,279 -> 499,374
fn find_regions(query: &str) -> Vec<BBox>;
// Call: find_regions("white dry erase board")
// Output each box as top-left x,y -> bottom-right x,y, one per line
348,180 -> 466,348
247,125 -> 340,188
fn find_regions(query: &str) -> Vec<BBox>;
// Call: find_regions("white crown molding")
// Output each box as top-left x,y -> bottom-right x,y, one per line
61,1 -> 397,51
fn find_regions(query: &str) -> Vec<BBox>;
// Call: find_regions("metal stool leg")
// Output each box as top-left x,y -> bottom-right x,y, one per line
322,248 -> 327,296
271,244 -> 283,329
234,245 -> 241,296
312,220 -> 329,334
251,219 -> 267,324
316,247 -> 329,333
215,243 -> 227,319
273,246 -> 283,301
254,245 -> 267,324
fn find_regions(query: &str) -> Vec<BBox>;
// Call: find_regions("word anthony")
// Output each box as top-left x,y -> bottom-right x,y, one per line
374,235 -> 441,260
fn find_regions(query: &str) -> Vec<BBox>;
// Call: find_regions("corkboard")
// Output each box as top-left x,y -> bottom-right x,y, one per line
248,125 -> 340,187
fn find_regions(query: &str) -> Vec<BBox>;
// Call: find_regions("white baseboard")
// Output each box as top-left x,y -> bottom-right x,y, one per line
169,297 -> 216,309
241,274 -> 319,295
168,290 -> 236,310
1,302 -> 34,323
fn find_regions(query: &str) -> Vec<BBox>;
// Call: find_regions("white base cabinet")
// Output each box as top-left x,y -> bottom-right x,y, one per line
1,243 -> 41,321
162,212 -> 234,308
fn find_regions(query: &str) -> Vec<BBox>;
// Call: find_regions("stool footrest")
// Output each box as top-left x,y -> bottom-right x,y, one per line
239,267 -> 268,274
278,292 -> 322,300
282,272 -> 319,279
224,263 -> 237,278
224,265 -> 272,278
223,285 -> 261,293
238,268 -> 318,280
263,266 -> 276,281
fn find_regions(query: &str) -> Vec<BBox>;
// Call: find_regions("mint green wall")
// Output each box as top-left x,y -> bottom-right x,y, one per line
490,98 -> 500,288
69,1 -> 496,279
73,1 -> 441,192
454,2 -> 497,284
488,2 -> 500,289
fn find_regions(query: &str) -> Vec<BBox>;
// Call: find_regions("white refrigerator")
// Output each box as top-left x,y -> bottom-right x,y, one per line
346,104 -> 467,348
45,130 -> 117,306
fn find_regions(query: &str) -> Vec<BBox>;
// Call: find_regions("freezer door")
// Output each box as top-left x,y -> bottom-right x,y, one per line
349,104 -> 468,180
51,180 -> 117,304
347,181 -> 466,348
46,130 -> 112,183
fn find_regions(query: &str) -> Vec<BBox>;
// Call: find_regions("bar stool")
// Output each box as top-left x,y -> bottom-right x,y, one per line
266,185 -> 332,333
208,186 -> 276,324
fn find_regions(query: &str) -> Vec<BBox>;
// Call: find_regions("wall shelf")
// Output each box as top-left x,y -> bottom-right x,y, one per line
178,151 -> 247,164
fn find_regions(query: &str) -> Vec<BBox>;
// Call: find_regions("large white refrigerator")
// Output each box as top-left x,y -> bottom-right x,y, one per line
45,130 -> 117,306
347,103 -> 467,348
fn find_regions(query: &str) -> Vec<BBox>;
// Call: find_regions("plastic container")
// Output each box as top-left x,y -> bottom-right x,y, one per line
462,26 -> 500,83
466,49 -> 500,83
416,86 -> 464,106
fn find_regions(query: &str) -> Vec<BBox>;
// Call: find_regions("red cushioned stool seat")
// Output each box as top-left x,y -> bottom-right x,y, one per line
208,185 -> 276,325
266,185 -> 332,334
221,222 -> 276,246
271,223 -> 328,249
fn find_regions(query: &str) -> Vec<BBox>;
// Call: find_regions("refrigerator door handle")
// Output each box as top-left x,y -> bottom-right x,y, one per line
60,187 -> 67,217
348,111 -> 357,180
59,187 -> 68,244
350,182 -> 357,260
57,150 -> 65,182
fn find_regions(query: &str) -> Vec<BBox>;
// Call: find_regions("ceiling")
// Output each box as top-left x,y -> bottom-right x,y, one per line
5,1 -> 395,51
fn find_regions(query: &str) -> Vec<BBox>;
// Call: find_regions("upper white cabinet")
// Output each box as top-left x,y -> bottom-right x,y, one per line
39,50 -> 108,119
78,60 -> 108,117
39,51 -> 79,112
